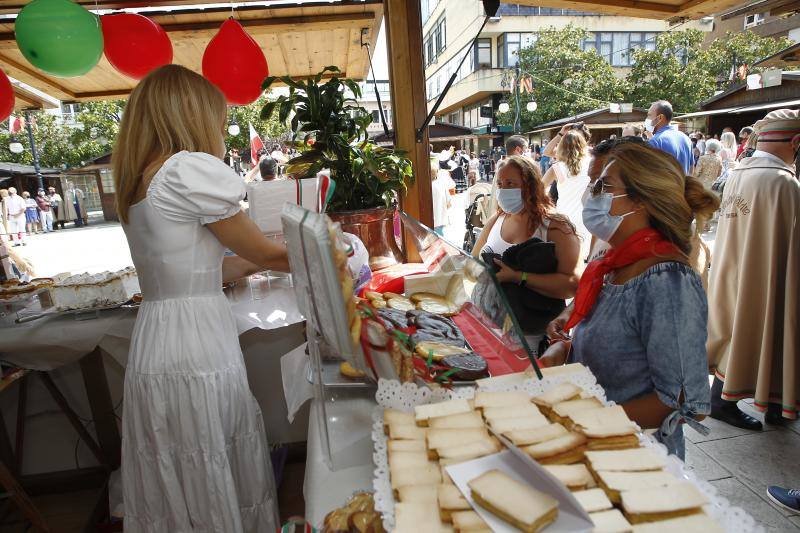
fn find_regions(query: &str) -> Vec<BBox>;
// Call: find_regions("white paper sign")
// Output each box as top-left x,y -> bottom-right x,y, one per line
247,178 -> 319,235
446,449 -> 593,533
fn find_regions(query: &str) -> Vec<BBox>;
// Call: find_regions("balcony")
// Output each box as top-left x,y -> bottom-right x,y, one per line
427,68 -> 507,116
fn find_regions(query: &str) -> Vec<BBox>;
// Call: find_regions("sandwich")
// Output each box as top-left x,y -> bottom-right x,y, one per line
473,391 -> 531,409
438,483 -> 471,522
451,510 -> 491,532
596,470 -> 681,504
394,502 -> 444,533
391,464 -> 442,493
388,440 -> 427,453
415,399 -> 473,426
549,398 -> 604,427
572,488 -> 613,513
503,423 -> 569,446
531,382 -> 583,415
585,449 -> 666,473
542,464 -> 595,491
429,412 -> 485,430
590,509 -> 634,533
620,482 -> 708,524
571,406 -> 640,450
436,437 -> 501,462
486,416 -> 550,434
523,432 -> 588,465
398,484 -> 438,503
389,424 -> 428,441
467,469 -> 559,532
384,409 -> 415,433
427,428 -> 490,452
481,404 -> 543,421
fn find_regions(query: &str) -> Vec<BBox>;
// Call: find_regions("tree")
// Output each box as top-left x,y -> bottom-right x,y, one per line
627,29 -> 714,113
700,30 -> 793,89
225,96 -> 290,162
627,29 -> 793,113
499,25 -> 629,130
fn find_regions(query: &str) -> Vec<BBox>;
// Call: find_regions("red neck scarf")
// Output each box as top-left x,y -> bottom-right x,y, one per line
564,227 -> 678,331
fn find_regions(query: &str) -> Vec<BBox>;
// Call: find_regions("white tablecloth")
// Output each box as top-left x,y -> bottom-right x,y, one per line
0,274 -> 304,371
303,399 -> 375,528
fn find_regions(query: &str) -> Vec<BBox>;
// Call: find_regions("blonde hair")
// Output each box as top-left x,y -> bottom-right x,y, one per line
720,131 -> 737,152
556,131 -> 588,176
607,144 -> 720,256
113,65 -> 228,223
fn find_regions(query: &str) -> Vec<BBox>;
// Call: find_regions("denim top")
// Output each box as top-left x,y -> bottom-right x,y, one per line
571,262 -> 711,459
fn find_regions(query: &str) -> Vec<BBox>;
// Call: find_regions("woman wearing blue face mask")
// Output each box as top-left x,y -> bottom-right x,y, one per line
472,156 -> 581,341
539,143 -> 720,459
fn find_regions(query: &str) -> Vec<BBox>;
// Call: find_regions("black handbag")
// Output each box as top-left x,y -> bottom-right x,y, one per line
484,238 -> 566,335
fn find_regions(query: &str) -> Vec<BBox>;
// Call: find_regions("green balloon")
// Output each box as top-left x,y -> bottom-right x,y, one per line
15,0 -> 103,78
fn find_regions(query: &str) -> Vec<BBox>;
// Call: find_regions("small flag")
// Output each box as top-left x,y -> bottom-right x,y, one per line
8,115 -> 23,134
249,122 -> 264,165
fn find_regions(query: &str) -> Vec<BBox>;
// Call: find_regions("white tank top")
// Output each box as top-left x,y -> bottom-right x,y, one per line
482,214 -> 550,256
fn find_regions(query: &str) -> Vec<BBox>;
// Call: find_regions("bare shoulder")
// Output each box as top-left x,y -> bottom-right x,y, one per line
546,215 -> 578,239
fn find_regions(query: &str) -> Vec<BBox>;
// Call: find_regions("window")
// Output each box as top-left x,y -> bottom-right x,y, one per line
371,110 -> 380,124
423,15 -> 446,65
582,32 -> 658,67
744,13 -> 765,28
474,38 -> 491,70
421,0 -> 440,24
496,5 -> 595,15
497,33 -> 530,68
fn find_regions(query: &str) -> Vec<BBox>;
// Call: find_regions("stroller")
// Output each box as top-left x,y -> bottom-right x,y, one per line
463,192 -> 490,253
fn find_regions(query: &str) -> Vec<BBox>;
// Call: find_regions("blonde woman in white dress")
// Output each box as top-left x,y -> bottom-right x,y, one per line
542,131 -> 592,261
720,131 -> 738,170
113,65 -> 289,532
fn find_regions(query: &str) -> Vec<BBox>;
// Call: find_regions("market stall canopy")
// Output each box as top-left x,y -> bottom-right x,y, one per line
0,0 -> 382,102
372,122 -> 475,144
526,106 -> 649,135
512,0 -> 747,21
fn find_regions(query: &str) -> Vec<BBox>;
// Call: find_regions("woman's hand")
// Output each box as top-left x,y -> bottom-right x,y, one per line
545,313 -> 570,342
538,340 -> 570,368
493,258 -> 519,284
559,124 -> 573,136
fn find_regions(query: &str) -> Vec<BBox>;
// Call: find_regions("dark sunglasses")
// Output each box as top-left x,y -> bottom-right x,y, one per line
589,178 -> 627,198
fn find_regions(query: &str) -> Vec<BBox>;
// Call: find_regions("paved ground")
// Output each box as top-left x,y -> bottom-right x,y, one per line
9,212 -> 799,532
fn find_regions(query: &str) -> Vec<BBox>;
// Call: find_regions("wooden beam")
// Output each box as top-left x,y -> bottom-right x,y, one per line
385,0 -> 433,247
79,348 -> 121,470
674,0 -> 750,18
0,0 -> 383,15
0,12 -> 376,48
0,53 -> 75,100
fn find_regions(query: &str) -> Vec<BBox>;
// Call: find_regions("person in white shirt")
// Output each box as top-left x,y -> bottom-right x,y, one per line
4,187 -> 26,246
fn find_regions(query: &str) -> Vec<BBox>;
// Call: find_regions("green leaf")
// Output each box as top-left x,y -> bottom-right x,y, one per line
279,99 -> 292,123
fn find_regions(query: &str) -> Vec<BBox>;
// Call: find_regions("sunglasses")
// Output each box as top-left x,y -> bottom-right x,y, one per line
589,178 -> 627,198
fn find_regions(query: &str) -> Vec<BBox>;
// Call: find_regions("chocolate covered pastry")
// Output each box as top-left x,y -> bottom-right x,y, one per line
442,353 -> 488,380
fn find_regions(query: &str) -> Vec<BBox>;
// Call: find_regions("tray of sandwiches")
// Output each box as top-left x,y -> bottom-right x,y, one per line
370,374 -> 760,533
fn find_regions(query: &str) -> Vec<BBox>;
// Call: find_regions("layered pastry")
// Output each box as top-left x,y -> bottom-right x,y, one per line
467,469 -> 559,532
620,482 -> 708,524
46,268 -> 138,311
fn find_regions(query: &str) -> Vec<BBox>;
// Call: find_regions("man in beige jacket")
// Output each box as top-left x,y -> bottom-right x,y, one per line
707,109 -> 800,430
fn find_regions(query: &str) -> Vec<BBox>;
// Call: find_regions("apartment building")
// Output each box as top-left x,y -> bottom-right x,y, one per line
357,79 -> 393,137
704,1 -> 800,44
422,1 -> 709,151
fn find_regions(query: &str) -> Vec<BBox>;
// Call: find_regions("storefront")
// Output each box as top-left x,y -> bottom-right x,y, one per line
527,106 -> 650,147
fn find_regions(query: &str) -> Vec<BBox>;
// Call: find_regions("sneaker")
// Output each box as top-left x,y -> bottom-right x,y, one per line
767,486 -> 800,513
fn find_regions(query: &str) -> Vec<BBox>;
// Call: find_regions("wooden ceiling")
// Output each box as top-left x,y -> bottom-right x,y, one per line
0,1 -> 383,104
514,0 -> 749,21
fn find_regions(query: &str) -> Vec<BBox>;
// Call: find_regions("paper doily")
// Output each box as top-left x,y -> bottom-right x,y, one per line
371,378 -> 763,533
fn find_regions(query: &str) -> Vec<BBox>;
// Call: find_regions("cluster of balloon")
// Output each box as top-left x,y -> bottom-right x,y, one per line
15,0 -> 103,78
102,14 -> 173,79
202,18 -> 269,105
0,70 -> 13,122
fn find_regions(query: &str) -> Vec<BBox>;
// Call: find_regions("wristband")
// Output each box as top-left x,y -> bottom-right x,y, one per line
519,271 -> 528,287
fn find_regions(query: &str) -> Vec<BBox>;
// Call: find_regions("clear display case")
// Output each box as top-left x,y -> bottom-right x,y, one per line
283,205 -> 542,470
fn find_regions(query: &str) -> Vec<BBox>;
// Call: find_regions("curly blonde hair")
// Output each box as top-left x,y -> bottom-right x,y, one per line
556,131 -> 588,176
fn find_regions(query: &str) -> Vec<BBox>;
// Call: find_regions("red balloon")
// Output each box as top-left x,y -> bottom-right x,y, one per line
102,14 -> 172,80
202,19 -> 269,105
0,70 -> 13,123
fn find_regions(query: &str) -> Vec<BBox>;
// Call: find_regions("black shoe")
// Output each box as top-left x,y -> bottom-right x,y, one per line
710,403 -> 763,430
765,404 -> 784,425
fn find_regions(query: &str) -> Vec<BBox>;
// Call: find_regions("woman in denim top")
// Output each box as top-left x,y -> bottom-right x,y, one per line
540,143 -> 720,459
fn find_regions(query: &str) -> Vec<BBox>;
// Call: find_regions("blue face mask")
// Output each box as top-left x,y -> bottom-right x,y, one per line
582,191 -> 637,242
496,188 -> 525,214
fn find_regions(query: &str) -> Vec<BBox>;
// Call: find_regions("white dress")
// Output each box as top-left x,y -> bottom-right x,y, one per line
552,159 -> 591,260
121,151 -> 279,532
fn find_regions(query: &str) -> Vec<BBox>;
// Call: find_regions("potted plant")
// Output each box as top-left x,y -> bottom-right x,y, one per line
260,66 -> 414,270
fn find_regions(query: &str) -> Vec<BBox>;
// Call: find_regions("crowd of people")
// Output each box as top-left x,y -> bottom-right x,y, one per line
0,182 -> 88,246
431,99 -> 798,471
